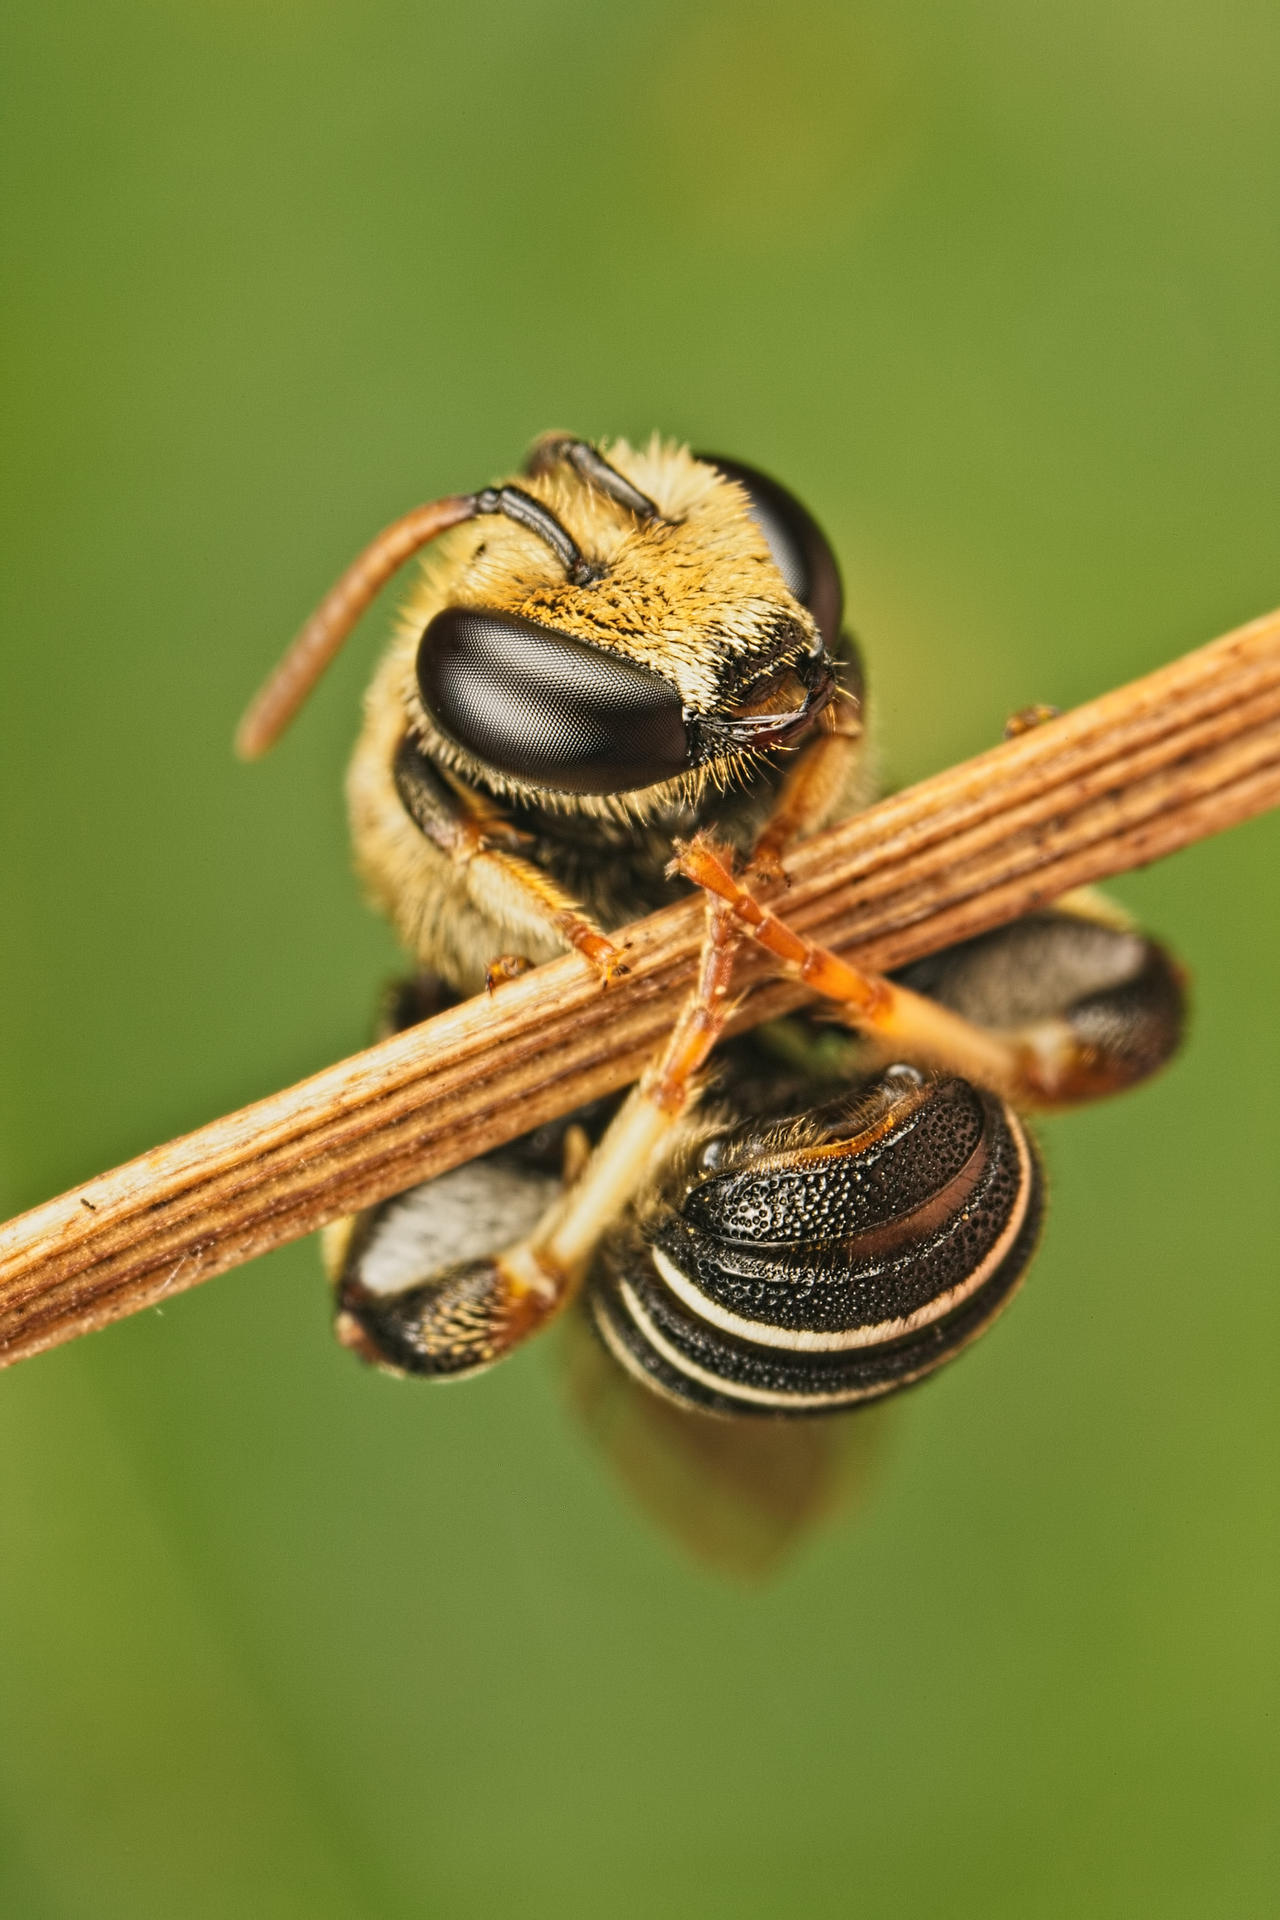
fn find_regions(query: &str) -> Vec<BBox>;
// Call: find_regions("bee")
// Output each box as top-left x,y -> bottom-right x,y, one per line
238,434 -> 1184,1565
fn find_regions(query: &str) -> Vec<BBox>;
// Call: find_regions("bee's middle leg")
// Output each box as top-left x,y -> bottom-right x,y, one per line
676,840 -> 1185,1110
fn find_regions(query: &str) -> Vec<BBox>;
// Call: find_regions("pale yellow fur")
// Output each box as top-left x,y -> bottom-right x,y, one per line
346,437 -> 864,992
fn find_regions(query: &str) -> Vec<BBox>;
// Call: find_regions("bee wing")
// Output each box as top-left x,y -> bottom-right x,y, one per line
557,1308 -> 888,1579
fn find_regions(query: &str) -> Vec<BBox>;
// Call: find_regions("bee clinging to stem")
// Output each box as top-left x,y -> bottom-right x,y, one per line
238,434 -> 1183,1536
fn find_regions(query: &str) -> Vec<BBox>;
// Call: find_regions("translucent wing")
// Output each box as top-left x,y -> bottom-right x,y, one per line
558,1306 -> 888,1579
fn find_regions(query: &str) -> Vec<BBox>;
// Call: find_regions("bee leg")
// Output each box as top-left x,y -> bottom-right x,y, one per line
327,1148 -> 569,1375
483,954 -> 535,992
890,890 -> 1186,1107
748,639 -> 866,880
334,901 -> 739,1378
393,736 -> 627,983
675,840 -> 1185,1109
326,969 -> 560,1372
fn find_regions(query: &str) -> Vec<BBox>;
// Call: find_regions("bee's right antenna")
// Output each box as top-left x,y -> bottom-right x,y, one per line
235,482 -> 603,760
235,494 -> 478,760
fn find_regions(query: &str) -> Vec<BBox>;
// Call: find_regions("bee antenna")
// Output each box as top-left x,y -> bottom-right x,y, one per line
235,481 -> 613,760
235,494 -> 479,759
470,486 -> 604,588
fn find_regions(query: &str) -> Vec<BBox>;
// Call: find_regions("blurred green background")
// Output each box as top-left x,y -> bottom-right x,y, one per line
2,2 -> 1278,1914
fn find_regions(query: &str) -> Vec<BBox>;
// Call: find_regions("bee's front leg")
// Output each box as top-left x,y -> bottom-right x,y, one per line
747,639 -> 866,881
393,736 -> 628,985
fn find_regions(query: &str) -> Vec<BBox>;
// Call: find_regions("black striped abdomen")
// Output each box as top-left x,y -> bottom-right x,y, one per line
589,1071 -> 1043,1417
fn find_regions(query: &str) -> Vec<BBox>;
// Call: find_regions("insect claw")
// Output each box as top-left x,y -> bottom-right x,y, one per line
591,946 -> 630,988
484,953 -> 535,993
1003,702 -> 1061,740
550,912 -> 628,986
668,831 -> 738,888
745,848 -> 791,889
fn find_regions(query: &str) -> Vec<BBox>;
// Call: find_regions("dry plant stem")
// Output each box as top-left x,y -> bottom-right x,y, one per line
3,606 -> 1280,1369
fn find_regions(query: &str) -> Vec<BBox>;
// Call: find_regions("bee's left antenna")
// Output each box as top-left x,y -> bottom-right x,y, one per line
234,494 -> 478,760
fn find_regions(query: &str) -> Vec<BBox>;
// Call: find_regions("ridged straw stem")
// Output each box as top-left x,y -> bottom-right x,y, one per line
2,606 -> 1279,1368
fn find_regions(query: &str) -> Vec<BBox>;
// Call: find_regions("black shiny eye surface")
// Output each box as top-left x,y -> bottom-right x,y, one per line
417,606 -> 691,796
700,454 -> 844,647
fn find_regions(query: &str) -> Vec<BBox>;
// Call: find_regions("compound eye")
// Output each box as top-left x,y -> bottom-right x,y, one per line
417,607 -> 691,796
700,454 -> 844,647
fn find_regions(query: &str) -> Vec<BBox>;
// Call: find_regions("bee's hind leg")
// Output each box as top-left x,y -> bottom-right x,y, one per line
326,968 -> 585,1373
334,902 -> 741,1378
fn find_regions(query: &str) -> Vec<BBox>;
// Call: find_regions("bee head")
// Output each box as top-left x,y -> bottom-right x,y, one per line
407,438 -> 846,813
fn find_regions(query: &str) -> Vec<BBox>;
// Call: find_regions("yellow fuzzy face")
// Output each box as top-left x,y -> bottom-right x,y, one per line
390,435 -> 840,820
